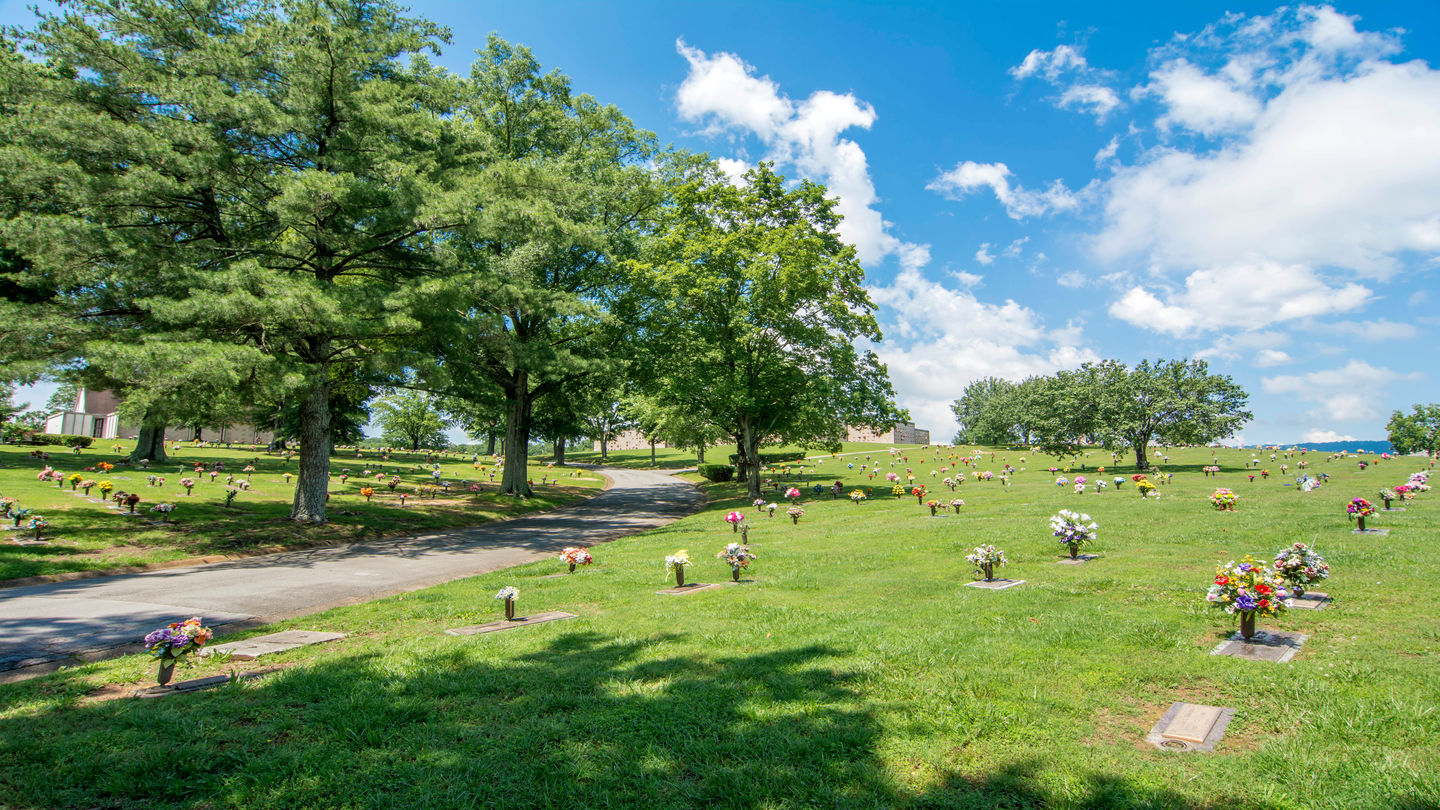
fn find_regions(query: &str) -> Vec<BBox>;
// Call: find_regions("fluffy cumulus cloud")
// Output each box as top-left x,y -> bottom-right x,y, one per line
1302,429 -> 1357,443
927,161 -> 1079,219
1262,360 -> 1416,424
866,269 -> 1099,435
1010,45 -> 1122,121
675,40 -> 925,268
1107,260 -> 1370,336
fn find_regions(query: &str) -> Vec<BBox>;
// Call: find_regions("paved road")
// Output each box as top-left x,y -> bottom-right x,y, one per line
0,467 -> 701,676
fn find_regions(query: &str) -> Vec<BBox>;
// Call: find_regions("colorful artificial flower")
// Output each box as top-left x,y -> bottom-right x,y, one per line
1210,488 -> 1239,511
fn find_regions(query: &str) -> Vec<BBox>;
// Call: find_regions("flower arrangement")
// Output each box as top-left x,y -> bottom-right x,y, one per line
760,502 -> 775,518
911,486 -> 926,504
1347,497 -> 1376,530
27,515 -> 48,540
925,499 -> 942,516
1096,480 -> 1107,491
1207,556 -> 1288,640
236,480 -> 251,491
1113,476 -> 1124,489
495,586 -> 520,620
1210,488 -> 1239,511
1378,488 -> 1396,509
965,544 -> 1008,581
224,485 -> 239,507
1135,479 -> 1157,497
665,550 -> 692,586
1272,542 -> 1329,597
724,511 -> 745,532
785,487 -> 801,501
150,502 -> 175,522
786,505 -> 805,524
360,486 -> 375,502
950,498 -> 964,513
123,493 -> 141,513
886,472 -> 900,483
753,498 -> 767,510
979,471 -> 993,481
0,496 -> 15,517
178,477 -> 195,495
143,617 -> 213,686
1055,476 -> 1069,487
1050,510 -> 1097,557
891,484 -> 905,498
716,542 -> 756,581
66,472 -> 83,490
849,489 -> 867,503
559,546 -> 593,572
1131,474 -> 1147,482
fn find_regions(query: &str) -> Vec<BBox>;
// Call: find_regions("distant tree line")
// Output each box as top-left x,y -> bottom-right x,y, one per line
950,359 -> 1252,469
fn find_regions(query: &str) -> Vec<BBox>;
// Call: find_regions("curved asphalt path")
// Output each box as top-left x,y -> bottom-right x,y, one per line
0,466 -> 702,678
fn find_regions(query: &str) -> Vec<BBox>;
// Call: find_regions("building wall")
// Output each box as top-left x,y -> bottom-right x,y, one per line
44,388 -> 273,445
846,422 -> 930,445
594,429 -> 667,453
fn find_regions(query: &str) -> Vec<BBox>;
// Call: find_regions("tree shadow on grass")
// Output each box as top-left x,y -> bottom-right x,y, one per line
0,632 -> 1290,810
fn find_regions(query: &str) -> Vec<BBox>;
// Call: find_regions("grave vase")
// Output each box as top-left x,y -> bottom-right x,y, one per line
981,563 -> 994,582
157,657 -> 176,687
929,505 -> 938,516
1383,497 -> 1392,510
1357,516 -> 1366,531
504,599 -> 516,621
731,567 -> 741,582
568,563 -> 576,574
1239,612 -> 1256,641
1069,544 -> 1079,560
675,567 -> 686,588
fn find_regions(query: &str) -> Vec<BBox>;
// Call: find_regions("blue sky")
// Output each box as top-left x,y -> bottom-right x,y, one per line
5,1 -> 1438,444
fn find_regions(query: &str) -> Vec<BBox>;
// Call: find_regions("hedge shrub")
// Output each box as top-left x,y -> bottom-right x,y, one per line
726,451 -> 806,465
35,433 -> 95,448
697,464 -> 734,482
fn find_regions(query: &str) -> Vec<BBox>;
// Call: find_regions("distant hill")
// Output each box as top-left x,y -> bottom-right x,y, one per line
1248,440 -> 1394,454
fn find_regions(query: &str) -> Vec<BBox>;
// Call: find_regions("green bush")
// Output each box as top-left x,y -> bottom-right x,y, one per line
35,433 -> 95,448
697,464 -> 734,482
726,451 -> 806,466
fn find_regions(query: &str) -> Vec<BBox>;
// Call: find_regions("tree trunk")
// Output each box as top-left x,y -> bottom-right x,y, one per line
742,417 -> 761,499
499,378 -> 533,498
411,435 -> 419,451
650,439 -> 657,467
696,444 -> 705,464
486,430 -> 497,456
291,367 -> 332,523
599,434 -> 608,460
1133,442 -> 1149,470
554,438 -> 566,466
128,415 -> 168,464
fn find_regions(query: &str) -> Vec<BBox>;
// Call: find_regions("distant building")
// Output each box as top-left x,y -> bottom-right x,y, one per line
595,429 -> 662,452
846,422 -> 930,445
44,388 -> 274,444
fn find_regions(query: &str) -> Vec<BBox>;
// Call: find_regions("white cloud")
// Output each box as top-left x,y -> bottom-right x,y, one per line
715,157 -> 750,184
1010,45 -> 1121,122
675,40 -> 924,268
1253,349 -> 1292,367
949,270 -> 984,287
974,243 -> 995,265
1302,429 -> 1357,443
1010,45 -> 1090,80
1140,59 -> 1262,135
1263,360 -> 1415,424
1094,136 -> 1120,166
867,268 -> 1099,435
1002,237 -> 1029,258
1108,260 -> 1367,336
928,161 -> 1079,219
1059,84 -> 1122,119
1097,18 -> 1440,279
1056,271 -> 1087,288
1322,319 -> 1420,342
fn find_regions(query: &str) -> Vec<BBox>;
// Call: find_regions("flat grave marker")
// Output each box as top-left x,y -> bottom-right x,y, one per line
1145,702 -> 1235,752
965,578 -> 1025,590
1057,554 -> 1100,565
1210,629 -> 1308,663
1352,528 -> 1390,536
1287,592 -> 1331,611
132,670 -> 268,698
203,630 -> 346,661
656,582 -> 731,595
446,611 -> 577,635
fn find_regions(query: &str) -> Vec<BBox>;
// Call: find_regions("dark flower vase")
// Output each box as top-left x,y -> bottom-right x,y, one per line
568,563 -> 576,574
504,599 -> 516,621
1357,516 -> 1366,531
675,568 -> 686,588
1239,612 -> 1256,641
157,657 -> 176,686
731,567 -> 741,582
929,506 -> 937,516
1383,498 -> 1392,510
981,563 -> 994,582
1069,545 -> 1079,559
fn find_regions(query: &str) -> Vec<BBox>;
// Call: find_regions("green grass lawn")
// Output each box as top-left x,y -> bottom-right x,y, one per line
1,445 -> 1436,808
0,443 -> 605,582
568,440 -> 932,470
